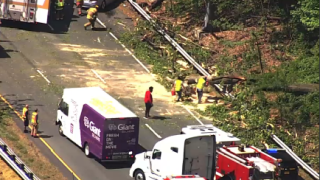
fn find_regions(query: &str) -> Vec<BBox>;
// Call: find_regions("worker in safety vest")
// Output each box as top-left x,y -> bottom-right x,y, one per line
55,0 -> 65,20
196,76 -> 207,104
30,109 -> 39,137
22,104 -> 29,132
84,4 -> 99,30
76,0 -> 84,15
173,75 -> 184,102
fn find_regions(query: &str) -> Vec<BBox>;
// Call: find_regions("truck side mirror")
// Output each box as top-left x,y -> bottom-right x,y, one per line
58,99 -> 63,109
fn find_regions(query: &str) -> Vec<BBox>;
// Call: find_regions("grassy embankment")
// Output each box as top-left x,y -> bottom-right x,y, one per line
0,103 -> 67,180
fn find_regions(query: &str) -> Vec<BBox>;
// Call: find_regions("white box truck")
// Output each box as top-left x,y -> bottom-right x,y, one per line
129,133 -> 217,180
56,87 -> 139,161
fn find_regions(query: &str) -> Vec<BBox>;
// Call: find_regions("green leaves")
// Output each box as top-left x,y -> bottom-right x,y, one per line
291,0 -> 320,31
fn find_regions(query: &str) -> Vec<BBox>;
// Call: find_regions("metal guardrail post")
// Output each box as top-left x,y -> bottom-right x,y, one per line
0,148 -> 31,179
0,138 -> 41,180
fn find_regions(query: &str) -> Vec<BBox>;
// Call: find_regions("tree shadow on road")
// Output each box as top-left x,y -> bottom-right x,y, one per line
150,116 -> 172,121
0,45 -> 17,58
34,134 -> 53,138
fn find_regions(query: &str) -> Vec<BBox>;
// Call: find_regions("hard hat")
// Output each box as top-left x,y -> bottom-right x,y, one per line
25,104 -> 29,107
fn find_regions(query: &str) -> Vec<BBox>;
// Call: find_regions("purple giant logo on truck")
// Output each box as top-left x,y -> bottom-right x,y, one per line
84,116 -> 101,142
79,104 -> 105,158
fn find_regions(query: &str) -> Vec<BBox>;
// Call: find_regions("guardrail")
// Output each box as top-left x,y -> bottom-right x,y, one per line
271,135 -> 319,180
125,1 -> 319,179
0,138 -> 41,180
127,0 -> 234,99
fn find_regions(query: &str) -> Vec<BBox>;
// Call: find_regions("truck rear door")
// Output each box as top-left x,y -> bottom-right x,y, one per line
182,135 -> 216,180
103,117 -> 139,161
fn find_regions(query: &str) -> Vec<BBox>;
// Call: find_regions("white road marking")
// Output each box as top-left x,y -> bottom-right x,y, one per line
36,70 -> 51,84
108,32 -> 152,75
96,18 -> 107,28
182,106 -> 204,125
145,124 -> 162,139
91,69 -> 106,84
97,37 -> 101,43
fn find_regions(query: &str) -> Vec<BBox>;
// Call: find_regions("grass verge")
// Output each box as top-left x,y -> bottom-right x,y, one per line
0,104 -> 67,180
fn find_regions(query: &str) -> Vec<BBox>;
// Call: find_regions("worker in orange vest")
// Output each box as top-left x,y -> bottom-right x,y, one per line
84,4 -> 99,30
22,104 -> 29,133
76,0 -> 84,15
30,109 -> 39,137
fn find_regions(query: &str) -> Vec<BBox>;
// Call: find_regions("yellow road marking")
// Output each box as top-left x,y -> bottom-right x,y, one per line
0,94 -> 81,180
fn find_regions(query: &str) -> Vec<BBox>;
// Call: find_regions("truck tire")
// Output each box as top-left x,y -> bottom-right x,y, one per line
84,143 -> 91,158
134,170 -> 145,180
58,124 -> 64,136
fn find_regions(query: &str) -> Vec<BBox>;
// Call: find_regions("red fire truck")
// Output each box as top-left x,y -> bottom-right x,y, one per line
216,145 -> 280,180
181,125 -> 292,180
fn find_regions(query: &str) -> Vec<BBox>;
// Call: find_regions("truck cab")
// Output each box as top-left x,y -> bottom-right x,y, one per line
129,133 -> 216,180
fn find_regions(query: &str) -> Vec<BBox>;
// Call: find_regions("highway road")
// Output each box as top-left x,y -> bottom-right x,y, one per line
0,1 -> 204,180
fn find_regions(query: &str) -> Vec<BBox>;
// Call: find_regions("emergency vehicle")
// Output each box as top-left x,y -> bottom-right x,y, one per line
0,0 -> 51,24
129,133 -> 216,180
181,125 -> 297,180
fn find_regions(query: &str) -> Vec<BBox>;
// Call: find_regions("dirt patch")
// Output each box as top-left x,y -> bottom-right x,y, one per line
0,159 -> 21,180
0,106 -> 67,180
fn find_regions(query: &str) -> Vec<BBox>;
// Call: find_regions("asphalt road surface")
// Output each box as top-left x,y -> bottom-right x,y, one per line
0,1 -> 205,180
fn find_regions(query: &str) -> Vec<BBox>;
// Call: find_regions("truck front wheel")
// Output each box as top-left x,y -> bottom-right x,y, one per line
134,170 -> 145,180
84,143 -> 91,158
58,124 -> 64,136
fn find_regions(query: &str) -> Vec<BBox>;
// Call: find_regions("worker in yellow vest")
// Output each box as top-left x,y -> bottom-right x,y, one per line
22,104 -> 29,133
31,109 -> 39,137
55,0 -> 65,20
196,76 -> 207,104
84,4 -> 99,30
173,76 -> 184,102
76,0 -> 84,15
